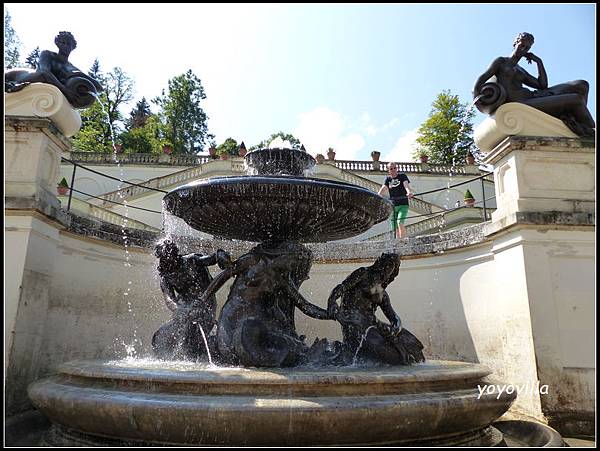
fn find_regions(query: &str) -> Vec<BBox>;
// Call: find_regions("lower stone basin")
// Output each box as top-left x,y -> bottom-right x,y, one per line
162,176 -> 393,243
29,359 -> 516,446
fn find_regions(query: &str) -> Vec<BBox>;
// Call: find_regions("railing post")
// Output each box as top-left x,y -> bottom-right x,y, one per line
481,176 -> 487,220
67,162 -> 76,211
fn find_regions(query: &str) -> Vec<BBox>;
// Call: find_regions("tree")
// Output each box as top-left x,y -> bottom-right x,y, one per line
71,99 -> 114,153
4,10 -> 20,69
72,64 -> 135,152
24,46 -> 40,69
125,97 -> 153,130
120,114 -> 164,154
153,69 -> 213,154
88,59 -> 105,85
251,131 -> 302,150
215,137 -> 239,157
414,90 -> 476,165
103,67 -> 135,133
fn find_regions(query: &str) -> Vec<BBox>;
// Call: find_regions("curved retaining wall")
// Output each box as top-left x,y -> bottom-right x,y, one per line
4,210 -> 595,436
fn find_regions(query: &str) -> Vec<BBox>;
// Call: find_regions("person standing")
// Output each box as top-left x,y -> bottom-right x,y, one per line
378,162 -> 414,239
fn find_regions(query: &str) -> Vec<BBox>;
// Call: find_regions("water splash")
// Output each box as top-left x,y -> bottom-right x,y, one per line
268,137 -> 291,149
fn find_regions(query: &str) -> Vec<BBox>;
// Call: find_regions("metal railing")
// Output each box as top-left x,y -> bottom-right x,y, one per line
57,195 -> 160,231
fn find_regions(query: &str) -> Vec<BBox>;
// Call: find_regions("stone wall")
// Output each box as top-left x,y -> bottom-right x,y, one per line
5,209 -> 594,433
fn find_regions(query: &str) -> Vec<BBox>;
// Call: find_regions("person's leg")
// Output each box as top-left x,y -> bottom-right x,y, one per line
390,206 -> 400,239
397,205 -> 409,239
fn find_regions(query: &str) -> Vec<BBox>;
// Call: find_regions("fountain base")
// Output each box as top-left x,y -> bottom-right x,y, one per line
30,359 -> 517,446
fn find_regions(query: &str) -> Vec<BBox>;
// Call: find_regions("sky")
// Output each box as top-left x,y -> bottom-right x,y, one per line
5,3 -> 596,162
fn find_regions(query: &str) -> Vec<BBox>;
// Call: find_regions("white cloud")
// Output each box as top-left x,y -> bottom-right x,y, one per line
382,129 -> 420,163
357,114 -> 400,137
293,107 -> 365,160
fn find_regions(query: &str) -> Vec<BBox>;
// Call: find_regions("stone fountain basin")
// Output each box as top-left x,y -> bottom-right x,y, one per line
162,176 -> 393,243
29,359 -> 515,446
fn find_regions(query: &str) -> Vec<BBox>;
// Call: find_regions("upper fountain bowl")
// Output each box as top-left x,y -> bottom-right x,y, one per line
162,146 -> 393,243
163,176 -> 393,243
245,147 -> 315,176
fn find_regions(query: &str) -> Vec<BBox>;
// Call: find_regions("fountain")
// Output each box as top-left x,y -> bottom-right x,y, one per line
28,143 -> 520,446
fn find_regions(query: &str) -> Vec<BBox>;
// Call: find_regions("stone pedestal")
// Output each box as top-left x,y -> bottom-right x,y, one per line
5,85 -> 78,414
477,120 -> 596,435
484,136 -> 595,224
5,116 -> 72,216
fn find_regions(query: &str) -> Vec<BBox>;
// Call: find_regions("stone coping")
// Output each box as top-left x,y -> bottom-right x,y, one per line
59,211 -> 595,261
5,205 -> 594,261
483,136 -> 595,166
57,359 -> 492,386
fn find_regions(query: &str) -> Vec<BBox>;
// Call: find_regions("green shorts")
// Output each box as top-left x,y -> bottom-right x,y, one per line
391,205 -> 409,230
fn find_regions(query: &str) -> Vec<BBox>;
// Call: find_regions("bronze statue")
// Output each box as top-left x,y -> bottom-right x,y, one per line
152,240 -> 232,361
4,31 -> 103,108
327,253 -> 425,365
195,242 -> 330,367
473,32 -> 595,137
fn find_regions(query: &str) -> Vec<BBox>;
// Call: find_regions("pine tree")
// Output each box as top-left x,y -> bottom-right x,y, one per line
4,10 -> 21,68
24,47 -> 40,69
126,97 -> 153,130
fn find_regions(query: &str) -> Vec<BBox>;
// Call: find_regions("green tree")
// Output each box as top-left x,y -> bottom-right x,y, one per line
88,58 -> 105,85
250,131 -> 302,150
4,10 -> 21,68
24,46 -> 40,69
72,99 -> 114,152
215,137 -> 239,157
125,97 -> 153,129
72,64 -> 135,152
120,114 -> 164,154
104,67 -> 135,133
153,69 -> 213,154
414,90 -> 476,164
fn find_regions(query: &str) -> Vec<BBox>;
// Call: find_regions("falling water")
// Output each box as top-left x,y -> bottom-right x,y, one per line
91,92 -> 139,358
427,95 -> 484,355
196,322 -> 214,366
351,325 -> 377,366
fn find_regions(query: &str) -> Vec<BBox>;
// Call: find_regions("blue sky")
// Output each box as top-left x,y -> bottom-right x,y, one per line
6,4 -> 596,161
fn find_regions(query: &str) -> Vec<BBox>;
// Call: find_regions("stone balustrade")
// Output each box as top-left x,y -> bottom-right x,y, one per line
68,152 -> 212,166
67,152 -> 482,175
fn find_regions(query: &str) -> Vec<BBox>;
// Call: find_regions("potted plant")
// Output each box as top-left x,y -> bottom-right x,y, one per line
466,151 -> 476,165
418,151 -> 429,164
208,145 -> 217,159
57,177 -> 69,195
327,147 -> 336,160
315,153 -> 325,164
162,143 -> 173,155
113,143 -> 123,153
464,189 -> 475,207
371,150 -> 381,162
